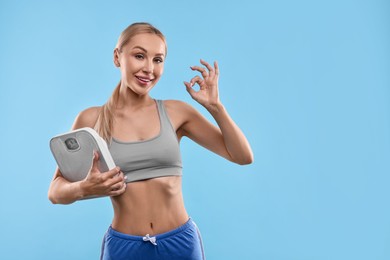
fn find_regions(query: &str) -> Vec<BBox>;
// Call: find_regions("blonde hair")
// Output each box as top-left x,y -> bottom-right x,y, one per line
94,22 -> 166,143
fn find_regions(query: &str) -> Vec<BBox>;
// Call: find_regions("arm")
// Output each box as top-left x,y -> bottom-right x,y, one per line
48,107 -> 126,204
182,59 -> 253,165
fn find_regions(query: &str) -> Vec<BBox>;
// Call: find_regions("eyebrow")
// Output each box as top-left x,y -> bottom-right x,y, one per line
132,46 -> 165,57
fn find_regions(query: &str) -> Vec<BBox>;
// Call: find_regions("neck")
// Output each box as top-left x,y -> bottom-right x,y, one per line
117,84 -> 154,110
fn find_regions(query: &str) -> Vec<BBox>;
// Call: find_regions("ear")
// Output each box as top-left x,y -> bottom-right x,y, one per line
113,48 -> 120,67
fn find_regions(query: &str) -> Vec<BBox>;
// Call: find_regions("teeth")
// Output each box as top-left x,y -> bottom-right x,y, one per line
136,76 -> 152,82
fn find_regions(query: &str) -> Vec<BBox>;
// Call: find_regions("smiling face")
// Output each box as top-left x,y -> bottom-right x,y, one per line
115,33 -> 166,96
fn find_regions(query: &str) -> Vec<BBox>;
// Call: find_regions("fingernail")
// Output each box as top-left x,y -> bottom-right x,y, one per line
124,175 -> 128,179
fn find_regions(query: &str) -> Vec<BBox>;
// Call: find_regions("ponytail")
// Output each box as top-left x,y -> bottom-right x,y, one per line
94,81 -> 121,143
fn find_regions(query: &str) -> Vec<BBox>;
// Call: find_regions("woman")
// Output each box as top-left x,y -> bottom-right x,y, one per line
48,22 -> 253,260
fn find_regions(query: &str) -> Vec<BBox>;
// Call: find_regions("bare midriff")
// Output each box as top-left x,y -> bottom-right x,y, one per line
110,176 -> 189,236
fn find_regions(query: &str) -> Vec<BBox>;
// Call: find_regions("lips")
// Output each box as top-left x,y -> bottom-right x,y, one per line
135,76 -> 154,83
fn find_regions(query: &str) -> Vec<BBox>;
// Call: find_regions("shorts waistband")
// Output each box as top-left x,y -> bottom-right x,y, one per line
107,218 -> 194,241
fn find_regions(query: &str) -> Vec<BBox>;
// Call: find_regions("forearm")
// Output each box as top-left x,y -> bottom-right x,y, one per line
206,103 -> 253,165
185,59 -> 253,164
48,176 -> 84,204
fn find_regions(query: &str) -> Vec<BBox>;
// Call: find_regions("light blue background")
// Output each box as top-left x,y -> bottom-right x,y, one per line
1,0 -> 389,259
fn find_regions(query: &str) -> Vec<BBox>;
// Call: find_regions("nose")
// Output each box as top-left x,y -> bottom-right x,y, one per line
142,59 -> 153,74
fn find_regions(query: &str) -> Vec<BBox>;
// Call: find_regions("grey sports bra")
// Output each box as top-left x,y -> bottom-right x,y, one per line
109,100 -> 182,183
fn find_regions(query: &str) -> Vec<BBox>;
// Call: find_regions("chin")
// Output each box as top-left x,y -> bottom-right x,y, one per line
129,85 -> 155,96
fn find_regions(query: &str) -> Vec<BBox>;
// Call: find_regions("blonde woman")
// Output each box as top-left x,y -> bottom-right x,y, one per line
48,22 -> 253,260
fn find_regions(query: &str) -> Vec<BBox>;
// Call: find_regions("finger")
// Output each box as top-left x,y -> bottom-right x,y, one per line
190,75 -> 204,86
109,182 -> 127,196
190,65 -> 208,78
184,81 -> 191,88
102,167 -> 121,180
214,61 -> 219,76
90,151 -> 100,172
200,59 -> 214,75
110,181 -> 124,191
184,81 -> 197,98
106,171 -> 125,186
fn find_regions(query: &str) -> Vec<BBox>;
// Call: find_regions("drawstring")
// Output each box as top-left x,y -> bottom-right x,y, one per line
143,234 -> 157,246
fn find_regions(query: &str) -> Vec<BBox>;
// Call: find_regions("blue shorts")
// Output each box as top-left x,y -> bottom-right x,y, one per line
100,218 -> 205,260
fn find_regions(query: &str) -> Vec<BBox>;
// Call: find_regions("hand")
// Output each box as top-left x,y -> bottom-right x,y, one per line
81,151 -> 127,197
184,59 -> 220,110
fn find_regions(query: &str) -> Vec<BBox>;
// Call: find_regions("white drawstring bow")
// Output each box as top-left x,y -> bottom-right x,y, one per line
143,234 -> 157,245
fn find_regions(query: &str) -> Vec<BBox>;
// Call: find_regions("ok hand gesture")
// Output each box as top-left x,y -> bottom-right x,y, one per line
184,59 -> 220,110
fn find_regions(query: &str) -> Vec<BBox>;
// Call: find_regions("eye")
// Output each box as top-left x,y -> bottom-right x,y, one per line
135,53 -> 144,59
154,57 -> 164,63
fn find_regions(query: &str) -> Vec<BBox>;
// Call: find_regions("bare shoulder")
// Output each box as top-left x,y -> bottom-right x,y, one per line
72,106 -> 101,130
163,100 -> 198,116
163,99 -> 206,130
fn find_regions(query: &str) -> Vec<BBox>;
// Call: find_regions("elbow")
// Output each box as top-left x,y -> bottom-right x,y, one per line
237,157 -> 253,165
234,153 -> 254,165
48,192 -> 58,204
48,177 -> 78,205
48,184 -> 61,204
48,189 -> 62,204
48,190 -> 72,205
48,194 -> 72,205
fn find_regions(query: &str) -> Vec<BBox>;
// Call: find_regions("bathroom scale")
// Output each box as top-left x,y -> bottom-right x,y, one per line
50,127 -> 116,184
